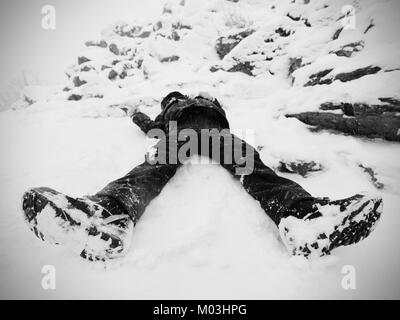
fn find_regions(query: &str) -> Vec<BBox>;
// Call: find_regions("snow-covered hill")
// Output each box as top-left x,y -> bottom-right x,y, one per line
1,0 -> 400,299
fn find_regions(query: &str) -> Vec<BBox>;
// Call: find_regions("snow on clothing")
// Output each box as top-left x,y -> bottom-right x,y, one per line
130,92 -> 230,133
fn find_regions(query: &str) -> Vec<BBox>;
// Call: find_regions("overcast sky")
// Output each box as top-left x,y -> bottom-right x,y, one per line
0,0 -> 165,88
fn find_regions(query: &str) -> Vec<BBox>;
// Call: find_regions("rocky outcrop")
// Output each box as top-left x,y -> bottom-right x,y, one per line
332,27 -> 343,40
331,41 -> 364,58
288,57 -> 304,76
275,27 -> 291,37
359,164 -> 384,189
68,94 -> 82,101
16,0 -> 398,151
108,70 -> 118,80
286,13 -> 311,27
80,65 -> 93,72
160,55 -> 180,63
72,76 -> 87,87
215,29 -> 254,59
109,43 -> 120,55
112,23 -> 153,38
286,99 -> 400,141
227,60 -> 254,76
77,56 -> 91,65
305,66 -> 381,86
108,69 -> 128,80
85,40 -> 108,48
288,57 -> 309,83
277,161 -> 323,177
335,66 -> 381,82
216,30 -> 293,76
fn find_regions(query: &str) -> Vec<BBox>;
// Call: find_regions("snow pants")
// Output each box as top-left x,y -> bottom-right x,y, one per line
96,130 -> 315,226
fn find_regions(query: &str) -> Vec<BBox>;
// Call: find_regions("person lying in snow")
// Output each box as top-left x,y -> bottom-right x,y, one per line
22,91 -> 383,261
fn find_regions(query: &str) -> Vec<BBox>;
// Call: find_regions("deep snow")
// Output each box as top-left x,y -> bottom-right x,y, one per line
1,95 -> 400,299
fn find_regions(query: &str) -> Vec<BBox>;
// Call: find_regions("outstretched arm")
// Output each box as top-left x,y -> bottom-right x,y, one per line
131,111 -> 164,135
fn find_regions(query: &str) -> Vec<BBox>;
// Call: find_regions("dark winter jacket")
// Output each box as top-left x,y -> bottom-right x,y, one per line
131,93 -> 230,134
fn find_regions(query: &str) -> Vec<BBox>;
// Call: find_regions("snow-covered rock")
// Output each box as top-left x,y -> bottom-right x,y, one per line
287,99 -> 400,141
9,0 -> 399,142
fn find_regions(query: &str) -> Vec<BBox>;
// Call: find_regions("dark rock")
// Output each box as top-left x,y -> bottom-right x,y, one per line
113,24 -> 142,38
109,43 -> 120,55
23,95 -> 34,106
385,68 -> 400,73
286,100 -> 400,141
108,69 -> 118,80
153,21 -> 163,32
278,161 -> 323,177
160,55 -> 180,63
335,66 -> 381,82
305,66 -> 381,86
288,57 -> 304,77
101,65 -> 111,71
210,65 -> 223,72
119,71 -> 128,79
378,97 -> 400,107
78,56 -> 91,65
286,13 -> 311,27
275,27 -> 291,37
170,30 -> 180,41
286,13 -> 300,21
332,41 -> 364,57
320,102 -> 355,116
72,76 -> 87,87
138,30 -> 151,38
85,40 -> 107,48
227,61 -> 254,76
68,94 -> 82,101
80,65 -> 93,72
305,69 -> 333,86
359,164 -> 384,189
172,22 -> 192,30
332,27 -> 343,40
287,112 -> 358,135
215,29 -> 255,59
118,106 -> 129,114
364,20 -> 375,34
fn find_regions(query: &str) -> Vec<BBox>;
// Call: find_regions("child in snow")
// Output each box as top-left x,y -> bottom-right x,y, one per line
22,92 -> 383,261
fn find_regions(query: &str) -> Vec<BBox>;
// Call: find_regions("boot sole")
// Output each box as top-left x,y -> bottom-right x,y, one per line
280,195 -> 383,258
22,188 -> 125,261
325,197 -> 383,254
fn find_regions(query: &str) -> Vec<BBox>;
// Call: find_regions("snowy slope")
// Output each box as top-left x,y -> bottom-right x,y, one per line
1,0 -> 400,299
